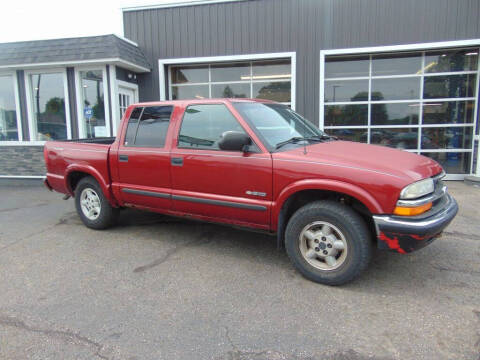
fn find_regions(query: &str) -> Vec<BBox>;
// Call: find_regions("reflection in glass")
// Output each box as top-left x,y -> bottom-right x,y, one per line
327,128 -> 367,143
324,80 -> 368,102
31,73 -> 67,140
252,60 -> 291,79
325,56 -> 369,78
211,63 -> 250,82
372,53 -> 422,76
371,103 -> 419,126
370,128 -> 419,149
211,83 -> 250,98
424,49 -> 478,73
0,75 -> 18,141
170,66 -> 208,84
171,85 -> 209,100
178,104 -> 245,149
423,74 -> 477,99
252,81 -> 291,102
422,101 -> 475,125
124,107 -> 142,146
80,70 -> 106,138
421,127 -> 473,150
135,106 -> 173,147
371,77 -> 420,100
421,152 -> 471,174
324,105 -> 367,126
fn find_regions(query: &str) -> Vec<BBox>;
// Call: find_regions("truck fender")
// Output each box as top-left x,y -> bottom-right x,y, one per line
272,179 -> 384,232
64,164 -> 117,207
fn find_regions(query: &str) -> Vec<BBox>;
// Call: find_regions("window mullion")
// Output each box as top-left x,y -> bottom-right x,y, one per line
250,61 -> 253,98
418,51 -> 425,154
367,55 -> 372,144
208,64 -> 212,98
472,47 -> 480,176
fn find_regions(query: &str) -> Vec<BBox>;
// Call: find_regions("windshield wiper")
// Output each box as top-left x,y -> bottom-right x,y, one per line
309,134 -> 334,140
275,137 -> 308,150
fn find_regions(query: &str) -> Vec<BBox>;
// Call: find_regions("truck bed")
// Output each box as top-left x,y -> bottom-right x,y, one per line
44,138 -> 116,196
60,137 -> 116,145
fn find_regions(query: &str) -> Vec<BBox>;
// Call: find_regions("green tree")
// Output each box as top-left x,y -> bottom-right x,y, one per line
45,97 -> 65,115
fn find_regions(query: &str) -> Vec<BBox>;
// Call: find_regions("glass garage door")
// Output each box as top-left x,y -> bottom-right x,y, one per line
322,48 -> 479,178
168,59 -> 292,107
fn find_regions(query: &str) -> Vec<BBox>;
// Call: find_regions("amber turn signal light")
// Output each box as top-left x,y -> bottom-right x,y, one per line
393,202 -> 432,216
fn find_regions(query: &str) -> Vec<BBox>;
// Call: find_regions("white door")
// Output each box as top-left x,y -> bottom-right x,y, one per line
118,86 -> 137,121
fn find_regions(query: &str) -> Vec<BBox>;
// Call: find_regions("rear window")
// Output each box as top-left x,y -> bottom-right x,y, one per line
124,106 -> 174,147
124,107 -> 142,146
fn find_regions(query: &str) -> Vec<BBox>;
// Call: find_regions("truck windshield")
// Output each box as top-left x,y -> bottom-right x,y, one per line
232,102 -> 329,151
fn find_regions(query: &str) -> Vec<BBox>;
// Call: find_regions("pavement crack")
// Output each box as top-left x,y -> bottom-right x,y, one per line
224,326 -> 238,352
133,241 -> 193,273
0,315 -> 109,360
432,265 -> 480,275
0,223 -> 57,253
0,201 -> 50,213
133,233 -> 214,273
443,231 -> 480,241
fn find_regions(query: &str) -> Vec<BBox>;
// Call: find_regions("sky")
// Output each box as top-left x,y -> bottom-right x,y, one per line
0,0 -> 204,43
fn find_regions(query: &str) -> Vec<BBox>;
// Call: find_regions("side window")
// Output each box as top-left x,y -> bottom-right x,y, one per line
178,104 -> 246,150
125,106 -> 173,147
124,107 -> 142,146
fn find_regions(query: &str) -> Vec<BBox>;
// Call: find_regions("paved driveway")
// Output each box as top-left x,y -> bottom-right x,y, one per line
0,182 -> 479,360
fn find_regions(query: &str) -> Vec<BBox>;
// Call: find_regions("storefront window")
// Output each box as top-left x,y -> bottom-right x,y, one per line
79,70 -> 107,138
29,72 -> 68,140
323,47 -> 479,176
0,75 -> 19,141
169,59 -> 292,106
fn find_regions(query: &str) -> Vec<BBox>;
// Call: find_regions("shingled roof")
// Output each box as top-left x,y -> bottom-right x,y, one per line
0,34 -> 150,72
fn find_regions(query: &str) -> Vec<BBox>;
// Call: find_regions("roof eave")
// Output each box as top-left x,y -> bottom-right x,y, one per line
122,0 -> 246,12
0,58 -> 150,73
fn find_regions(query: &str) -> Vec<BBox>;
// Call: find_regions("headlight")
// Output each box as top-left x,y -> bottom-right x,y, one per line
400,178 -> 434,199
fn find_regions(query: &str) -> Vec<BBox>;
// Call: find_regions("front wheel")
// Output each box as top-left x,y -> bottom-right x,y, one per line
75,176 -> 119,230
285,201 -> 372,285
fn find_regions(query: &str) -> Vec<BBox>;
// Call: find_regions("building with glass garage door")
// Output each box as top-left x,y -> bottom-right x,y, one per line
1,0 -> 479,181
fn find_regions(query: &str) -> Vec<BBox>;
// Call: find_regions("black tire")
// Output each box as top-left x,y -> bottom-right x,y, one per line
285,200 -> 372,285
74,176 -> 119,230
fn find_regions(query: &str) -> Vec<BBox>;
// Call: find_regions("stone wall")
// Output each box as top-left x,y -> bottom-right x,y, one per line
0,146 -> 46,176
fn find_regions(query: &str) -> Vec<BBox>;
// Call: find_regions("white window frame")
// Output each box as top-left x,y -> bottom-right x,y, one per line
115,79 -> 139,136
319,39 -> 480,180
75,65 -> 111,138
158,52 -> 297,110
0,71 -> 24,145
24,67 -> 71,143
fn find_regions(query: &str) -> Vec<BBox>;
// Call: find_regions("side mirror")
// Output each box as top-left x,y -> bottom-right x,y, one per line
218,131 -> 252,152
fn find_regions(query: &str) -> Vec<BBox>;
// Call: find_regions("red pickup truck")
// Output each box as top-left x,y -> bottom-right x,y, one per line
44,99 -> 458,285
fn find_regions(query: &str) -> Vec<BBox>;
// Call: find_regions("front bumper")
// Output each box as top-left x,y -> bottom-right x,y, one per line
373,193 -> 458,254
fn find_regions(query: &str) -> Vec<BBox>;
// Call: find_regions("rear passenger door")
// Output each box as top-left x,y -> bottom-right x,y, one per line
116,105 -> 174,210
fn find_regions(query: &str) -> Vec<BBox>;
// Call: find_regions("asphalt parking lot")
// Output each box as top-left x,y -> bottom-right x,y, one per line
0,182 -> 479,360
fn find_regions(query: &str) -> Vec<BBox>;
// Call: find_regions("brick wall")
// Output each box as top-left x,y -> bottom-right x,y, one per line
0,146 -> 46,176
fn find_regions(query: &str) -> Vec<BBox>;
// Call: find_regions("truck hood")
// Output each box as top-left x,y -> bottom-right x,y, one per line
274,141 -> 443,182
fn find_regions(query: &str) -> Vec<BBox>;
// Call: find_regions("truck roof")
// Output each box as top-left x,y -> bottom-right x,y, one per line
132,98 -> 277,107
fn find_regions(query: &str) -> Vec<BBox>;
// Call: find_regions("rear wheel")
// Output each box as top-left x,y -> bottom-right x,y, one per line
285,200 -> 372,285
75,176 -> 119,230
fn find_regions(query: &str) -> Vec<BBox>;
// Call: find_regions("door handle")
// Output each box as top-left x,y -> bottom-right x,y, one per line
171,157 -> 183,166
119,154 -> 129,162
